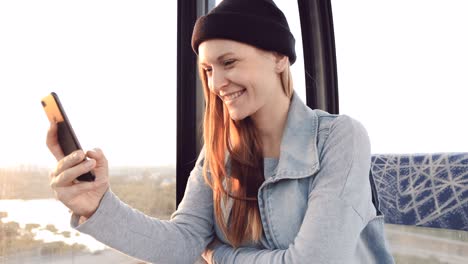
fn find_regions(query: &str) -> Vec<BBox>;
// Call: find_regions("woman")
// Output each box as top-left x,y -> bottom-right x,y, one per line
47,0 -> 395,263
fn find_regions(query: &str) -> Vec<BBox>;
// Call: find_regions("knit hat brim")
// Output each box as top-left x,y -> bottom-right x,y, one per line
191,7 -> 296,64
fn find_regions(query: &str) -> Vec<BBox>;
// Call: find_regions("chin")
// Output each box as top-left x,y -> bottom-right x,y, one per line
230,114 -> 247,121
228,110 -> 249,121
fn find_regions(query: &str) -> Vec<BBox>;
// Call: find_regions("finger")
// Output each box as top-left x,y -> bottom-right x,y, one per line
53,150 -> 85,177
49,170 -> 55,182
46,121 -> 65,160
51,158 -> 96,188
65,178 -> 108,199
86,148 -> 109,179
86,148 -> 108,168
55,179 -> 108,205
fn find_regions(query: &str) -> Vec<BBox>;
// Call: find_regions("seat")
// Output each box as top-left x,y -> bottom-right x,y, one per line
369,153 -> 468,231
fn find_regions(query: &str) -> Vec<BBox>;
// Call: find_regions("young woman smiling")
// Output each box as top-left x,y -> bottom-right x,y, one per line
46,0 -> 395,263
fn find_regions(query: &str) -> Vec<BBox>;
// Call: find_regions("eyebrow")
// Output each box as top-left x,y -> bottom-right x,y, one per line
199,52 -> 235,67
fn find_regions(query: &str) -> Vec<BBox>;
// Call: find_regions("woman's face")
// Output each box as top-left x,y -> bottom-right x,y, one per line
199,39 -> 286,121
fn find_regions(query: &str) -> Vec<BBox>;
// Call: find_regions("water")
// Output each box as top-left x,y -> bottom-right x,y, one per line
0,199 -> 107,252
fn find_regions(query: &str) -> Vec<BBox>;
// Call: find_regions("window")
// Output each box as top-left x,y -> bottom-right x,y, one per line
0,1 -> 176,262
333,0 -> 468,154
332,1 -> 468,263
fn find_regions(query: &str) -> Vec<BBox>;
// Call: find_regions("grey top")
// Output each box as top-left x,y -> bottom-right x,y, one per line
70,92 -> 395,264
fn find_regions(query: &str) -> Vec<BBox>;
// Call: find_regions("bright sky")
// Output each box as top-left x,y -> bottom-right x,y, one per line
333,0 -> 468,154
0,1 -> 177,168
0,0 -> 467,168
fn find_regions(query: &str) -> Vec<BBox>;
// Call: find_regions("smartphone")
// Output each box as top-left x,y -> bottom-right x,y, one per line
41,92 -> 96,182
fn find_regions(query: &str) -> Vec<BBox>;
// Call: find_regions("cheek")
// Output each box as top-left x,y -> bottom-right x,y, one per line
247,74 -> 272,99
258,71 -> 280,95
228,67 -> 256,86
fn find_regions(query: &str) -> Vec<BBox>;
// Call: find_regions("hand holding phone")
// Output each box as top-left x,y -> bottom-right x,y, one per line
41,92 -> 96,181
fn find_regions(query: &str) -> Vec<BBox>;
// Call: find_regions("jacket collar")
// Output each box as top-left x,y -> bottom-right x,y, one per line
273,92 -> 321,180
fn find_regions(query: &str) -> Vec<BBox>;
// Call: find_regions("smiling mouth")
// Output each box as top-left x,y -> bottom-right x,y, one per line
222,89 -> 246,102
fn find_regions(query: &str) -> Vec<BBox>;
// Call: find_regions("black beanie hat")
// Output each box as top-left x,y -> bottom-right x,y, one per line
191,0 -> 296,65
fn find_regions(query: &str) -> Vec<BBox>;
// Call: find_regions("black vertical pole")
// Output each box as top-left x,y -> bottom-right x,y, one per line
297,0 -> 339,114
176,0 -> 198,207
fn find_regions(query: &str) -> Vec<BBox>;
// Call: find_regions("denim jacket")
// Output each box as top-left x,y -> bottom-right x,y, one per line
71,92 -> 395,264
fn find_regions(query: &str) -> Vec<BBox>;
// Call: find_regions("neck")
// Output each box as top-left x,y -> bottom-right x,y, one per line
251,92 -> 291,158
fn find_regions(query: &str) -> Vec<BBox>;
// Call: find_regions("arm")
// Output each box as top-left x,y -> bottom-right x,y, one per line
71,148 -> 215,264
211,116 -> 374,264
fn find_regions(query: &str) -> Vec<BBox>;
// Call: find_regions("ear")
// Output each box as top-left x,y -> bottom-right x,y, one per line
273,53 -> 289,73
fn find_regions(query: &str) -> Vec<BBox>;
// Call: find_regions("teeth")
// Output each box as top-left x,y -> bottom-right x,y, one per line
224,90 -> 244,101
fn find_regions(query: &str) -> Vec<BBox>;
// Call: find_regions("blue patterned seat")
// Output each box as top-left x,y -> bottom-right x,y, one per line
370,153 -> 468,231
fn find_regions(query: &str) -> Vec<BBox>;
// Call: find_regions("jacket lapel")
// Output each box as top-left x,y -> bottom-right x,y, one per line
273,92 -> 321,180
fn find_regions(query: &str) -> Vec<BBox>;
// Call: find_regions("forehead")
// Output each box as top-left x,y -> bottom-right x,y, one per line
198,39 -> 255,63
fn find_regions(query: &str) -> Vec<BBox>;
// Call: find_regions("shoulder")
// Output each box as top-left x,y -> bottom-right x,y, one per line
309,112 -> 372,194
313,109 -> 338,131
195,146 -> 207,168
310,113 -> 373,219
312,110 -> 367,135
315,110 -> 367,138
330,114 -> 370,155
187,146 -> 211,186
312,110 -> 370,159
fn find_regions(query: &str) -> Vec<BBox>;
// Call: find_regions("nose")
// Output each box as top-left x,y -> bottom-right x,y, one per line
209,68 -> 228,93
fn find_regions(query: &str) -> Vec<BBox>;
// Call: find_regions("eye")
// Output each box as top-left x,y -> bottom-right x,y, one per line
223,59 -> 236,67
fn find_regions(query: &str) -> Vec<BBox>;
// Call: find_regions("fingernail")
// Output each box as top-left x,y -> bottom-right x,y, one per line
73,151 -> 80,159
85,159 -> 94,168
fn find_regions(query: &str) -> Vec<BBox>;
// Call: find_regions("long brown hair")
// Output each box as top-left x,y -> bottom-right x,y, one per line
200,56 -> 293,247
